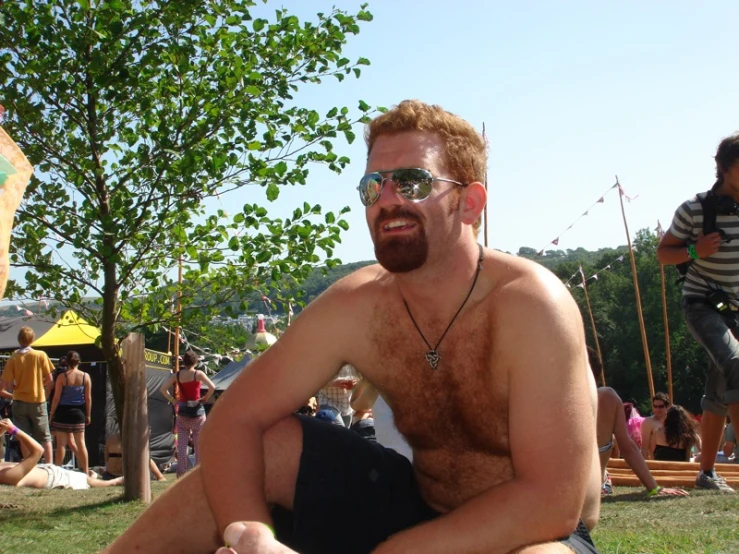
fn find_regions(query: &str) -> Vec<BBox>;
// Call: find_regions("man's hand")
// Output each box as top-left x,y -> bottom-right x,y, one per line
214,522 -> 298,554
696,232 -> 723,258
656,487 -> 690,497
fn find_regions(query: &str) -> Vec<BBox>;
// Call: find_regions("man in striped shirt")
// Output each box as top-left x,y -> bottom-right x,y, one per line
657,132 -> 739,493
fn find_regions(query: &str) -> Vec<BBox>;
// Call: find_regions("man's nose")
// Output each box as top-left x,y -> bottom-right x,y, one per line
375,179 -> 404,207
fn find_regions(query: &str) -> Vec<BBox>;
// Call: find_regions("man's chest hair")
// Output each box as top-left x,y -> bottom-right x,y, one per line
366,307 -> 510,453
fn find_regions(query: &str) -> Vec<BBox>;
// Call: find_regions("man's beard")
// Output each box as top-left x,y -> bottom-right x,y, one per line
375,230 -> 428,273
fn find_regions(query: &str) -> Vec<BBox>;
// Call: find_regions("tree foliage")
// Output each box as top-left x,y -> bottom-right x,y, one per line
0,0 -> 375,423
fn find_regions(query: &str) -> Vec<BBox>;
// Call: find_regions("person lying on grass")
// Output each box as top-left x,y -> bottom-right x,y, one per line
586,347 -> 688,520
0,418 -> 122,490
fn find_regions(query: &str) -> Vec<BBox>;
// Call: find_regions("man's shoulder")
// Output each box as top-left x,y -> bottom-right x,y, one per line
486,251 -> 574,312
325,263 -> 386,293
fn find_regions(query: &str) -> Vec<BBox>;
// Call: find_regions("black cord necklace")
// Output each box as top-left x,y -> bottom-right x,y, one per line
401,244 -> 484,370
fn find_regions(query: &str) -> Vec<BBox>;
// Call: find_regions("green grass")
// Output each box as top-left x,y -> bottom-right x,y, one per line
0,483 -> 738,553
592,487 -> 739,553
0,481 -> 170,554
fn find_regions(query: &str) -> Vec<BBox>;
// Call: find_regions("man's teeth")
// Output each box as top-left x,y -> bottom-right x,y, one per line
384,220 -> 412,230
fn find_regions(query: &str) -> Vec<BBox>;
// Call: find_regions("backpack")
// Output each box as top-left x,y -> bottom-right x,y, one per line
675,189 -> 719,283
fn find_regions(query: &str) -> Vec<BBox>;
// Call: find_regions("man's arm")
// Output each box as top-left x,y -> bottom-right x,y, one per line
657,230 -> 720,265
374,268 -> 596,554
198,280 -> 365,538
0,419 -> 43,486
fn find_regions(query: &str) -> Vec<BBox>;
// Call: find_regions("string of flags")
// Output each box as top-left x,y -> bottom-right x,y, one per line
535,182 -> 640,256
567,218 -> 664,289
565,251 -> 633,289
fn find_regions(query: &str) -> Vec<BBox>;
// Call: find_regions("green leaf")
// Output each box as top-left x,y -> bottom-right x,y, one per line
266,184 -> 279,201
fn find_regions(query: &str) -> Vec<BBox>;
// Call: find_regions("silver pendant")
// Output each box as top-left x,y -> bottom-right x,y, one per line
425,350 -> 440,369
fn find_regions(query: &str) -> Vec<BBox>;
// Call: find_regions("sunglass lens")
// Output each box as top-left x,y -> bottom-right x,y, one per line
359,173 -> 383,206
393,168 -> 433,201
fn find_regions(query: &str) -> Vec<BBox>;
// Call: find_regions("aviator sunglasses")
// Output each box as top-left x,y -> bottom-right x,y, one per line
357,168 -> 467,207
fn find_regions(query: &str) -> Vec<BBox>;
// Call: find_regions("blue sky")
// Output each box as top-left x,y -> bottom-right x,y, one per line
217,0 -> 739,264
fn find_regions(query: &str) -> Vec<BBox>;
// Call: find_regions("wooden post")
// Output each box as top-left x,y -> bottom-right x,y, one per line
121,332 -> 151,503
173,253 -> 183,373
580,270 -> 606,386
482,122 -> 489,248
617,177 -> 655,398
659,261 -> 674,403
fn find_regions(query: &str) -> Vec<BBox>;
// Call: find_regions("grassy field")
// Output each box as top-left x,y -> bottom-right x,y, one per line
0,483 -> 738,553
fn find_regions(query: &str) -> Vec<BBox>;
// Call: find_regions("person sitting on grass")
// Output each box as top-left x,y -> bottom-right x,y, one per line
100,433 -> 166,482
585,347 -> 687,526
650,405 -> 702,462
0,418 -> 122,490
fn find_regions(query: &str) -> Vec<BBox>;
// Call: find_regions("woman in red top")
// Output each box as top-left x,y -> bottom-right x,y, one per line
159,350 -> 215,478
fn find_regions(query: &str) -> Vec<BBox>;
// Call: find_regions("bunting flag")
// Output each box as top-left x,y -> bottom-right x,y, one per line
535,183 -> 619,256
618,184 -> 639,203
565,251 -> 630,289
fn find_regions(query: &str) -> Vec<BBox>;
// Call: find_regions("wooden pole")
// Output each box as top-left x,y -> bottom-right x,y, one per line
659,260 -> 674,403
616,176 -> 655,398
580,270 -> 607,386
121,332 -> 151,503
173,253 -> 183,373
482,122 -> 489,248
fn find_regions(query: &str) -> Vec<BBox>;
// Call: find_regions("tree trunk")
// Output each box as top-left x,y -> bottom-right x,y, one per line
120,332 -> 151,503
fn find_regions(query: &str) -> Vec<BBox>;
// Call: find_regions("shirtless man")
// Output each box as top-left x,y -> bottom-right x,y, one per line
106,100 -> 601,554
641,392 -> 671,459
0,418 -> 122,489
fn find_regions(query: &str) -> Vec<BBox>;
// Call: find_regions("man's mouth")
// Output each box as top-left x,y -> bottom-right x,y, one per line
382,219 -> 417,232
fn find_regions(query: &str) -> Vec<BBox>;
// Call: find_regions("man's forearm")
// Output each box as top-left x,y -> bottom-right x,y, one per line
373,479 -> 582,554
198,415 -> 273,538
657,245 -> 692,266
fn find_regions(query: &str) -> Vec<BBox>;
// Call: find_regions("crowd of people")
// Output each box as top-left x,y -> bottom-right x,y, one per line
0,327 -> 124,490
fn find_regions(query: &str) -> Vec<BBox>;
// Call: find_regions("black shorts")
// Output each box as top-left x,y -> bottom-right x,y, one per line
272,415 -> 599,554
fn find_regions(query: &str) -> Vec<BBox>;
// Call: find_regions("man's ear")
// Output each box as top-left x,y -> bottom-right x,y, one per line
460,181 -> 486,225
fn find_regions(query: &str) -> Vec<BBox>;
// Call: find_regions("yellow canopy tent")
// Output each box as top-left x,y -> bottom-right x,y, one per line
32,310 -> 101,347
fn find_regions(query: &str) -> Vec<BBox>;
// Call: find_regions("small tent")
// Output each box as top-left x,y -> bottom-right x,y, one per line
210,354 -> 253,394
